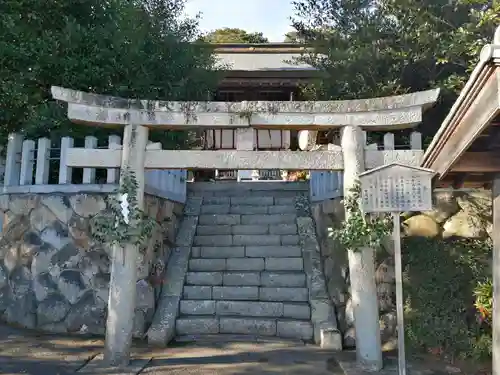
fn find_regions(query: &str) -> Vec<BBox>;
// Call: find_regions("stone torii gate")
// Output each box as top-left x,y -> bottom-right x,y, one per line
52,86 -> 439,369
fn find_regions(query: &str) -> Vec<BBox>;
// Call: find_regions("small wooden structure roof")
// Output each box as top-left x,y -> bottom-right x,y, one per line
421,27 -> 500,188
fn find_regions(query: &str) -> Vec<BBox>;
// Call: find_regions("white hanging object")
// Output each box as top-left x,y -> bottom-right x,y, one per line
119,193 -> 130,224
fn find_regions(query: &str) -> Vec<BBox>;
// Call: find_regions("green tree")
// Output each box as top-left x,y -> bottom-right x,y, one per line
202,28 -> 269,43
291,0 -> 499,143
284,31 -> 304,43
0,0 -> 221,146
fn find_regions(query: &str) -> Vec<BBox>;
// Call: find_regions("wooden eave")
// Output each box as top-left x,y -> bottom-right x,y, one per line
421,43 -> 500,178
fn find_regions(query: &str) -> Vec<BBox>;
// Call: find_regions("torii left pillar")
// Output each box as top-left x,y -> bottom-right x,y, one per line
104,123 -> 149,366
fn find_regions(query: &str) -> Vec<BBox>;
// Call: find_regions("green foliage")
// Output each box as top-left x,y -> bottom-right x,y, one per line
90,168 -> 160,249
291,0 -> 499,143
474,278 -> 492,320
330,182 -> 393,251
0,0 -> 221,145
403,236 -> 492,360
201,28 -> 269,43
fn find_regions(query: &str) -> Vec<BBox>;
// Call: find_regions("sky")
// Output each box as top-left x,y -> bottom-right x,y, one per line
183,0 -> 296,42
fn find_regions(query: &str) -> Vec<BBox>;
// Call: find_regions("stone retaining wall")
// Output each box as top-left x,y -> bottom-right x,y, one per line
0,192 -> 183,337
311,189 -> 492,349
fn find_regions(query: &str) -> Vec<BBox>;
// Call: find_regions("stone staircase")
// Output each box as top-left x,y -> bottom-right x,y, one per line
176,191 -> 313,341
148,182 -> 342,348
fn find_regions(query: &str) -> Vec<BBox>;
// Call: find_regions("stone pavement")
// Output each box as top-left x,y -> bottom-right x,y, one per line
0,324 -> 475,375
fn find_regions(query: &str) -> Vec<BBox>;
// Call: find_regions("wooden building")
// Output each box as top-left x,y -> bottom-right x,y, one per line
421,27 -> 499,375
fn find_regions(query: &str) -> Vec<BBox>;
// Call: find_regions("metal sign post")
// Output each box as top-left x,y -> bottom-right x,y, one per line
358,163 -> 435,375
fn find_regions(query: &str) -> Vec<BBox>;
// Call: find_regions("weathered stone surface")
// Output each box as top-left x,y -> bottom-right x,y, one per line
69,195 -> 105,218
183,286 -> 212,300
403,214 -> 440,237
37,293 -> 71,325
260,272 -> 305,287
265,257 -> 303,271
227,258 -> 264,271
9,196 -> 38,216
216,301 -> 283,317
230,205 -> 268,214
30,205 -> 57,233
283,303 -> 311,320
41,221 -> 71,250
231,224 -> 268,235
241,214 -> 296,225
184,197 -> 203,216
219,317 -> 276,336
189,258 -> 226,272
197,225 -> 231,235
199,214 -> 240,225
201,246 -> 244,258
1,192 -> 183,338
65,291 -> 106,334
186,272 -> 223,286
41,196 -> 72,223
33,272 -> 58,301
180,300 -> 216,315
260,287 -> 308,302
442,210 -> 486,238
277,320 -> 313,340
176,317 -> 219,335
5,291 -> 37,329
212,286 -> 259,301
233,235 -> 281,246
193,235 -> 233,247
148,295 -> 181,345
223,272 -> 260,286
57,270 -> 86,304
246,246 -> 301,258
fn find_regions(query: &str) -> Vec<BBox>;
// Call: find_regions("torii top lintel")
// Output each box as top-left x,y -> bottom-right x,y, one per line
51,86 -> 440,130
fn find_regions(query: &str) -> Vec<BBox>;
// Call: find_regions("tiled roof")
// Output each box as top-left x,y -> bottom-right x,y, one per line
215,53 -> 315,71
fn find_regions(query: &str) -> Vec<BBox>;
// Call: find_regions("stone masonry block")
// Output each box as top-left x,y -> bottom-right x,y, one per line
180,300 -> 216,315
201,205 -> 230,214
193,235 -> 233,247
185,272 -> 223,286
242,214 -> 296,225
216,301 -> 283,317
226,258 -> 264,271
265,257 -> 303,271
199,214 -> 240,225
230,205 -> 268,214
202,197 -> 230,205
233,235 -> 281,246
246,246 -> 301,258
189,259 -> 226,272
219,317 -> 276,336
275,197 -> 295,205
212,286 -> 259,301
268,205 -> 297,214
260,272 -> 306,287
147,295 -> 180,346
197,225 -> 231,235
283,303 -> 311,320
277,320 -> 313,341
281,235 -> 299,245
260,287 -> 309,302
231,225 -> 269,235
183,286 -> 212,300
269,223 -> 297,235
200,246 -> 245,258
223,272 -> 260,286
176,317 -> 219,335
230,197 -> 274,206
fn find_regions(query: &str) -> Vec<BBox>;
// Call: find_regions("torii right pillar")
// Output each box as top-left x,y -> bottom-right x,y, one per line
341,125 -> 383,371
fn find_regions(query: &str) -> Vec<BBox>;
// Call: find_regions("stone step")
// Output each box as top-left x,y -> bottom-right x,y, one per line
198,213 -> 297,226
175,316 -> 313,340
188,258 -> 304,272
193,236 -> 299,248
199,204 -> 294,215
184,271 -> 307,288
182,285 -> 309,302
187,181 -> 308,194
196,224 -> 298,236
241,214 -> 296,225
179,300 -> 311,320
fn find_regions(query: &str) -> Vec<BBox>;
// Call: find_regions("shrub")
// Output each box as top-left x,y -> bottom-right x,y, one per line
402,236 -> 492,360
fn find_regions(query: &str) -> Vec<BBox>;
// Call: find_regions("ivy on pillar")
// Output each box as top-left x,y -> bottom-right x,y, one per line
340,125 -> 383,371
